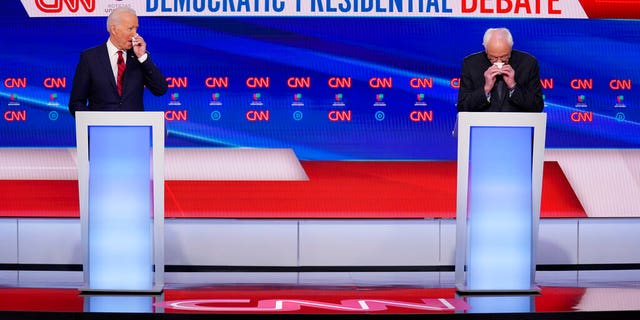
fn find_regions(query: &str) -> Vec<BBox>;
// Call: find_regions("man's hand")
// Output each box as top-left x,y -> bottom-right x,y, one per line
132,34 -> 147,58
483,64 -> 503,94
499,64 -> 516,89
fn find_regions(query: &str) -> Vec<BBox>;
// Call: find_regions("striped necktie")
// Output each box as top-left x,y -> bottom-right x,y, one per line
116,51 -> 126,96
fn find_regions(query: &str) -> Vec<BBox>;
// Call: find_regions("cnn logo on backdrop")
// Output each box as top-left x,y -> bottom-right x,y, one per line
34,0 -> 95,13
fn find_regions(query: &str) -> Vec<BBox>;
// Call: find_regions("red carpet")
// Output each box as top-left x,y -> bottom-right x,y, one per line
0,161 -> 586,218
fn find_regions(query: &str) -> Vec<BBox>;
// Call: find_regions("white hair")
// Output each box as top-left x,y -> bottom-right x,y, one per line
106,7 -> 136,32
482,28 -> 514,49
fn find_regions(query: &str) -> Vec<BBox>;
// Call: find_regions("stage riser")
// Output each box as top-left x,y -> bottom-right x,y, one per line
2,218 -> 639,286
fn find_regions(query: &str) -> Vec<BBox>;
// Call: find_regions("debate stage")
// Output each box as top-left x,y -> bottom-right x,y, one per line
2,272 -> 640,319
1,148 -> 640,319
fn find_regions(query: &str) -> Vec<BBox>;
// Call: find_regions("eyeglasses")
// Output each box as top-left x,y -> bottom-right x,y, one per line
487,54 -> 510,63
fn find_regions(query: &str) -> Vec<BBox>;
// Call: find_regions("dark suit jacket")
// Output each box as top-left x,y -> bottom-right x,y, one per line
68,42 -> 168,116
457,49 -> 543,112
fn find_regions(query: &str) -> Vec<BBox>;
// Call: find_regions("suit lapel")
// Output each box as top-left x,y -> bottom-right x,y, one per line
98,43 -> 118,94
121,50 -> 137,95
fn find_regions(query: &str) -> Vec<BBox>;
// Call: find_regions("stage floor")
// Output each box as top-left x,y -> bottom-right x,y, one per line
2,271 -> 640,319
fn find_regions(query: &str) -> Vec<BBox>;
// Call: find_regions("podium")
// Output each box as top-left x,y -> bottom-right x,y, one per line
75,111 -> 165,293
454,112 -> 546,294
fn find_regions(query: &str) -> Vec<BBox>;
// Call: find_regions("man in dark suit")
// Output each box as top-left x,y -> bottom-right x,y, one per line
68,7 -> 168,117
457,28 -> 543,113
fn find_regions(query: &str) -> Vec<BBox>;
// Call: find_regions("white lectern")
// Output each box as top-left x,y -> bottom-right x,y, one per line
455,112 -> 546,294
76,111 -> 165,293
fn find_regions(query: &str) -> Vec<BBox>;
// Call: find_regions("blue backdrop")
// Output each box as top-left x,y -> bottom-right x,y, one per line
1,2 -> 639,160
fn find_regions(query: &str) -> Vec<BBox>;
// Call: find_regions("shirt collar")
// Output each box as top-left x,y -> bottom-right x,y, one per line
107,39 -> 124,58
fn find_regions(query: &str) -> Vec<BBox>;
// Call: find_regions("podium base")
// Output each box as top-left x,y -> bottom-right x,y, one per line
79,285 -> 164,295
455,285 -> 541,295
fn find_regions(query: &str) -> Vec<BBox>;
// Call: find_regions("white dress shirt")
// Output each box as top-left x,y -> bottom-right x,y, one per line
106,39 -> 126,83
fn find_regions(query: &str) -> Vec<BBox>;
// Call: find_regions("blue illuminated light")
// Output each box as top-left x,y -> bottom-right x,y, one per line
467,126 -> 533,291
88,126 -> 153,290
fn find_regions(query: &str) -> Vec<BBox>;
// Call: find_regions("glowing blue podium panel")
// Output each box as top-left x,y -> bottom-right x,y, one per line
455,112 -> 546,294
76,112 -> 165,293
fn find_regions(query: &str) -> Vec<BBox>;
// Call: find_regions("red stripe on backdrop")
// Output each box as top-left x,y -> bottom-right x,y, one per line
165,161 -> 458,218
578,0 -> 640,19
0,180 -> 79,217
164,161 -> 586,218
539,160 -> 586,218
0,161 -> 586,218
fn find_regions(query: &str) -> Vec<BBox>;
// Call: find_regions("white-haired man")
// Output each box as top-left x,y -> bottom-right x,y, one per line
457,27 -> 543,112
69,7 -> 167,117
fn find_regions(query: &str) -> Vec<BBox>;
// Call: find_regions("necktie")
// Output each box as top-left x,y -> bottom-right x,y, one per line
116,51 -> 126,96
494,76 -> 506,103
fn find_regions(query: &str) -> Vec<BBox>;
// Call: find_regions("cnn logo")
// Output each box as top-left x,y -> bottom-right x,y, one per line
35,0 -> 95,13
